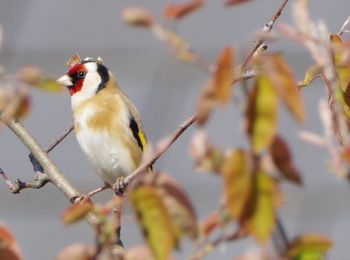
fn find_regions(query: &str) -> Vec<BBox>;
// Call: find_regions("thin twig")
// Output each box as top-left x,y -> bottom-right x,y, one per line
190,228 -> 247,260
338,16 -> 350,36
45,121 -> 74,153
113,113 -> 198,193
241,0 -> 289,69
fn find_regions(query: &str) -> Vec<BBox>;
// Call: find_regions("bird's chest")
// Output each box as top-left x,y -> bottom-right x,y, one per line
73,106 -> 134,185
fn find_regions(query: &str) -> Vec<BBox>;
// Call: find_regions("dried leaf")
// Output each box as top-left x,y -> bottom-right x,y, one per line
199,211 -> 222,237
152,25 -> 196,62
224,0 -> 253,7
164,0 -> 204,20
286,234 -> 332,259
0,224 -> 22,260
246,75 -> 278,153
56,244 -> 95,260
196,82 -> 216,125
298,65 -> 322,88
122,7 -> 155,27
15,96 -> 31,119
213,47 -> 234,105
66,54 -> 81,68
298,131 -> 326,147
244,171 -> 280,243
129,186 -> 178,260
258,54 -> 305,123
189,130 -> 225,172
270,136 -> 302,185
61,201 -> 93,225
222,149 -> 252,221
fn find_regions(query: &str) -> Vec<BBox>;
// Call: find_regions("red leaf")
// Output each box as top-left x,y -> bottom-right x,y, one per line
164,0 -> 204,20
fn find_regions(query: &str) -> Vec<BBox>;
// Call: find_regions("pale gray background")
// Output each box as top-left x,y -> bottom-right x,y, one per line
0,0 -> 349,259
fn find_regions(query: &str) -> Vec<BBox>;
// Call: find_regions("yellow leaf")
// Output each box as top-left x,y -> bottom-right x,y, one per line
61,201 -> 93,225
287,233 -> 333,259
213,47 -> 234,105
246,75 -> 277,153
164,0 -> 204,20
298,65 -> 322,88
129,186 -> 178,260
259,54 -> 305,123
244,171 -> 279,243
222,149 -> 252,221
121,7 -> 155,27
37,78 -> 63,92
154,174 -> 198,240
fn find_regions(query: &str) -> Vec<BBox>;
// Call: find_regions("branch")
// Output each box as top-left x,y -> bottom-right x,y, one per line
338,16 -> 350,36
241,0 -> 289,69
113,113 -> 198,193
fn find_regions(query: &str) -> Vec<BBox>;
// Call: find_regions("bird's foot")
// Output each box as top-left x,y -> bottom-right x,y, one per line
113,177 -> 127,196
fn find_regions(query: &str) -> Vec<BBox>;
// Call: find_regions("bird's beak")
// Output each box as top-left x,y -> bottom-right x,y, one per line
57,74 -> 73,87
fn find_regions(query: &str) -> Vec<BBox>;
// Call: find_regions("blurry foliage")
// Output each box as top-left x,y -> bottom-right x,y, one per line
3,0 -> 350,259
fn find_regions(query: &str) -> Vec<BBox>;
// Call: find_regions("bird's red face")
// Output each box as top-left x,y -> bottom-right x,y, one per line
58,64 -> 87,96
57,57 -> 110,97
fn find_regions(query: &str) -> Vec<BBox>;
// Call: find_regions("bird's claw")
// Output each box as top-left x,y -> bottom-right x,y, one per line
113,177 -> 127,196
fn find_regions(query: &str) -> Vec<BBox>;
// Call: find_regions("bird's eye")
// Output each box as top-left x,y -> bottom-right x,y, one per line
77,71 -> 86,79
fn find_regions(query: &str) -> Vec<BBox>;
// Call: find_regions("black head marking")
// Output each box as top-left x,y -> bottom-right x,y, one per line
96,64 -> 110,93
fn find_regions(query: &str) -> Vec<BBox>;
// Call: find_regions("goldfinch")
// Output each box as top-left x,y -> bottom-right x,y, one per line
57,56 -> 147,192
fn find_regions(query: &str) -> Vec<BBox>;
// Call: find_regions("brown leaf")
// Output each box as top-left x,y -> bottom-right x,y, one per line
0,224 -> 22,260
56,244 -> 95,260
222,149 -> 252,221
15,96 -> 31,119
213,47 -> 234,105
246,76 -> 278,153
199,211 -> 222,237
286,233 -> 332,259
121,7 -> 155,27
61,201 -> 93,225
164,0 -> 204,20
224,0 -> 253,7
196,81 -> 216,125
126,245 -> 154,260
258,54 -> 305,123
129,185 -> 178,260
270,136 -> 302,185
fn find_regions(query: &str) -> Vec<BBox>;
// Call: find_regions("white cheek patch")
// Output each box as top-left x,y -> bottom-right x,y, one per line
81,62 -> 101,96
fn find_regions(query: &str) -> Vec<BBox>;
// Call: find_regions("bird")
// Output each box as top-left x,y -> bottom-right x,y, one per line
57,55 -> 148,198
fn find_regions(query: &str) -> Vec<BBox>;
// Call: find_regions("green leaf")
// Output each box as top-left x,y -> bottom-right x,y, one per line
222,149 -> 252,221
244,171 -> 280,243
298,65 -> 322,88
130,186 -> 178,260
37,78 -> 63,92
246,75 -> 278,153
287,233 -> 333,260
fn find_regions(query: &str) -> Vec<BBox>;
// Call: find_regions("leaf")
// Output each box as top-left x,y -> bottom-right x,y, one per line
129,186 -> 178,260
189,130 -> 225,172
199,211 -> 222,237
258,54 -> 305,123
286,234 -> 332,259
246,75 -> 278,153
164,0 -> 204,20
36,78 -> 63,92
270,136 -> 302,185
222,149 -> 252,221
153,174 -> 198,240
0,224 -> 22,260
213,47 -> 234,105
56,244 -> 95,260
244,171 -> 280,243
121,7 -> 155,27
298,65 -> 322,88
196,81 -> 216,125
126,245 -> 153,260
224,0 -> 254,7
61,201 -> 93,225
14,96 -> 31,119
152,25 -> 196,62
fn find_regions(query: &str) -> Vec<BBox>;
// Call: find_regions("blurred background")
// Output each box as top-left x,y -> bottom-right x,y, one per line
0,0 -> 349,259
